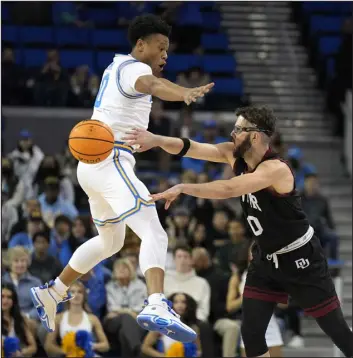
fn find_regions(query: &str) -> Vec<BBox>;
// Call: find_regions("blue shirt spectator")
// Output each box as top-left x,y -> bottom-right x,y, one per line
8,211 -> 45,252
81,263 -> 111,319
2,246 -> 42,320
38,176 -> 78,228
287,147 -> 316,191
182,120 -> 228,177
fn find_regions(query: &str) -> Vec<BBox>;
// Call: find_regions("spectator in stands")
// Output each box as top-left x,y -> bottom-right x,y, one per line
120,252 -> 144,281
210,210 -> 230,249
177,67 -> 211,106
60,2 -> 92,28
154,178 -> 170,229
174,3 -> 203,53
302,173 -> 339,260
271,131 -> 286,158
33,49 -> 69,107
147,99 -> 172,172
104,258 -> 147,357
116,2 -> 157,26
80,264 -> 110,319
165,244 -> 211,322
2,282 -> 37,357
193,248 -> 239,358
2,47 -> 25,105
8,130 -> 44,183
9,199 -> 42,238
44,281 -> 109,356
2,246 -> 42,320
276,298 -> 304,349
216,219 -> 248,273
287,146 -> 316,191
38,176 -> 78,228
70,65 -> 99,108
72,216 -> 93,244
141,292 -> 201,357
167,206 -> 192,242
2,157 -> 31,209
2,188 -> 19,247
182,120 -> 227,177
8,211 -> 45,252
188,223 -> 214,254
29,231 -> 63,285
164,244 -> 215,356
32,155 -> 75,204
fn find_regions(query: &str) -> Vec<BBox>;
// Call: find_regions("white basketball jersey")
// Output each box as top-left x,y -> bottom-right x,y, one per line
91,54 -> 153,142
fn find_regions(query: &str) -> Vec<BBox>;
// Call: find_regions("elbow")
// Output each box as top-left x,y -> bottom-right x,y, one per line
149,77 -> 162,96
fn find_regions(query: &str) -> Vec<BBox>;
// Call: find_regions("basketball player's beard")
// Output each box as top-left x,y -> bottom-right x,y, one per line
233,135 -> 252,159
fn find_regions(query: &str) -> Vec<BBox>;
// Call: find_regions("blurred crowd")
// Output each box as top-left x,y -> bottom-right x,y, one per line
1,104 -> 342,357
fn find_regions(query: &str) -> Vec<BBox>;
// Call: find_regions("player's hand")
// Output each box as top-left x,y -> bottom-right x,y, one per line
149,184 -> 183,209
122,128 -> 156,152
183,82 -> 215,105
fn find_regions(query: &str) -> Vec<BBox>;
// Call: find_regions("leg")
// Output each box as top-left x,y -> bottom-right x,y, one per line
123,205 -> 196,342
214,318 -> 240,357
315,307 -> 353,357
241,297 -> 276,357
124,205 -> 168,295
60,223 -> 126,286
281,236 -> 353,357
30,196 -> 126,332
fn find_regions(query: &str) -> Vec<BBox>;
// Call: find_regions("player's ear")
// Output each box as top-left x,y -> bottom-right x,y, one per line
135,39 -> 145,52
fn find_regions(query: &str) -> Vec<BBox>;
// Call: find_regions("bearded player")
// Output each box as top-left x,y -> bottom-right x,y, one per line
124,106 -> 353,357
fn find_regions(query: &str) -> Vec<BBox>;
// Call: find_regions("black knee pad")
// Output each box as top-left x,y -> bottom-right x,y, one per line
241,321 -> 268,357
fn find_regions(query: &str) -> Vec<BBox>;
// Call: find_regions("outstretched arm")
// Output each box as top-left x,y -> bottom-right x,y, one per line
150,160 -> 292,209
135,75 -> 214,105
122,128 -> 235,165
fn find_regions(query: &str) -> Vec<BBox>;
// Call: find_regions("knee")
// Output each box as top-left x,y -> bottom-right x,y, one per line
241,320 -> 267,356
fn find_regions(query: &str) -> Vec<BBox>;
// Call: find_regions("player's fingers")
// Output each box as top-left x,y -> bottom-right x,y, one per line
124,140 -> 137,146
205,82 -> 215,90
165,200 -> 171,210
121,134 -> 136,140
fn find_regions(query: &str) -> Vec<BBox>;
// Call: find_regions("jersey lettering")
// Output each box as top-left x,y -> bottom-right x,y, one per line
247,215 -> 263,236
242,193 -> 262,212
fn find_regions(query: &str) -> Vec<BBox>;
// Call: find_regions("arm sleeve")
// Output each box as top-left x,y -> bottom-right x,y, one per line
118,62 -> 153,96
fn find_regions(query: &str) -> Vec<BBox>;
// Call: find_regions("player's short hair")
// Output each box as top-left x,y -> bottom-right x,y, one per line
128,14 -> 171,46
235,106 -> 276,136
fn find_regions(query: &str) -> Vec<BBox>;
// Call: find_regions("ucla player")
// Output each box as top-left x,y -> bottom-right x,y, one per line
30,14 -> 213,343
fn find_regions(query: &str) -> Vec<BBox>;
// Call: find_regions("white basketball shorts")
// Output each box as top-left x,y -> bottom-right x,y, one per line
77,142 -> 155,227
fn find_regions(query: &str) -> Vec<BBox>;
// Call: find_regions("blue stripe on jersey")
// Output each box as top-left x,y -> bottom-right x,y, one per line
116,59 -> 148,99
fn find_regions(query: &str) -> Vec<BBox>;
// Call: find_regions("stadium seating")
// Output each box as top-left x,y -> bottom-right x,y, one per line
56,27 -> 90,47
302,1 -> 351,15
19,26 -> 54,45
2,25 -> 18,44
2,1 -> 244,101
92,29 -> 130,49
23,48 -> 48,67
318,36 -> 342,56
310,15 -> 346,35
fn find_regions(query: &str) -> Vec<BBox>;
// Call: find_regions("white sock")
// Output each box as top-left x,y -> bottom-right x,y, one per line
148,293 -> 166,305
53,278 -> 69,296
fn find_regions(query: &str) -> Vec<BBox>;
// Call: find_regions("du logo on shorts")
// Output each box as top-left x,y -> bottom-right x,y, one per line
295,258 -> 310,269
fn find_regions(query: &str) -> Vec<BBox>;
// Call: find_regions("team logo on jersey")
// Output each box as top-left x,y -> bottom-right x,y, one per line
242,193 -> 262,212
295,258 -> 310,269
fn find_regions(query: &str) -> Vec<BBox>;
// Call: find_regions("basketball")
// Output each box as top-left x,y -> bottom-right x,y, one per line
68,120 -> 114,164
